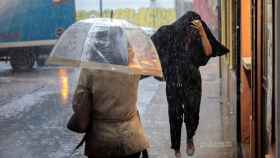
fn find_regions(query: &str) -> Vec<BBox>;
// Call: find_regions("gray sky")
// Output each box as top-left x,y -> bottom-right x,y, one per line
75,0 -> 176,10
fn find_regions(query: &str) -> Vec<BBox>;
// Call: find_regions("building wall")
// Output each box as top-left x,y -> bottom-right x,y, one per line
221,0 -> 278,157
275,1 -> 280,157
192,0 -> 220,38
220,0 -> 237,109
240,0 -> 252,144
219,0 -> 254,156
175,0 -> 220,38
241,0 -> 252,58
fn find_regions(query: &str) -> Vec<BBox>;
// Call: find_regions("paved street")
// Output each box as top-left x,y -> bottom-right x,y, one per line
0,58 -> 237,158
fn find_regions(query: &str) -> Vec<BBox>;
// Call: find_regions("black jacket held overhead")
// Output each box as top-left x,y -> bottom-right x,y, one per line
151,11 -> 229,81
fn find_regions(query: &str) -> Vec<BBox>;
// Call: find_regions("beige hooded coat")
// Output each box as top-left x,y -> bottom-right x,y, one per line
71,68 -> 149,158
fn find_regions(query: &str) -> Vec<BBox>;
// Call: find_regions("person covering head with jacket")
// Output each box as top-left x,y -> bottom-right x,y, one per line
67,68 -> 150,158
151,11 -> 229,157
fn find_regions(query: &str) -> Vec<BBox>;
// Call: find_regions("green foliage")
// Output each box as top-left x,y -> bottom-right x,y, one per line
76,8 -> 176,29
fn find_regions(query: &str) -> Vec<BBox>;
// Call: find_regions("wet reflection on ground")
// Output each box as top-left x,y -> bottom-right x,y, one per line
58,69 -> 70,105
0,59 -> 236,158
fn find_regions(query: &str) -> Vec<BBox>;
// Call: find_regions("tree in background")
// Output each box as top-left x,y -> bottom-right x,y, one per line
76,8 -> 176,29
150,0 -> 157,27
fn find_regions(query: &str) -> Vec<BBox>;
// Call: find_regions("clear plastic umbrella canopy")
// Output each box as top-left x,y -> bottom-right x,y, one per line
48,18 -> 162,77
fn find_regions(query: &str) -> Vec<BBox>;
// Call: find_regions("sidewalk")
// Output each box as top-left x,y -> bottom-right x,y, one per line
139,58 -> 237,158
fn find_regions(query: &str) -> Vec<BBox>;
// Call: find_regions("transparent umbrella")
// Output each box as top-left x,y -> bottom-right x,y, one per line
47,18 -> 163,77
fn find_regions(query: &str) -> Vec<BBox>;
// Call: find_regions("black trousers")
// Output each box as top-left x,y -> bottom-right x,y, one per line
166,83 -> 201,151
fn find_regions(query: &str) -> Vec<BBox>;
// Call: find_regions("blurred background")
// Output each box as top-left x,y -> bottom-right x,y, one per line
75,0 -> 176,28
0,1 -> 279,158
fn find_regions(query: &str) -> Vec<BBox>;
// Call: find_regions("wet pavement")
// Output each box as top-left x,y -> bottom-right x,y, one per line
141,58 -> 237,158
0,58 -> 237,158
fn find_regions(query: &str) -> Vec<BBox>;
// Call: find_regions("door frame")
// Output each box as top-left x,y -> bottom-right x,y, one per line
275,0 -> 280,157
252,0 -> 263,157
253,0 -> 276,157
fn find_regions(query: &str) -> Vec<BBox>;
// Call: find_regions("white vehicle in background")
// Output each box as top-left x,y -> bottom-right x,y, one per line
141,27 -> 156,37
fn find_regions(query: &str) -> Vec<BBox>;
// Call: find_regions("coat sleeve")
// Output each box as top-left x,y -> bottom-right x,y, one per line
192,21 -> 230,66
202,21 -> 229,57
151,26 -> 172,78
67,69 -> 92,133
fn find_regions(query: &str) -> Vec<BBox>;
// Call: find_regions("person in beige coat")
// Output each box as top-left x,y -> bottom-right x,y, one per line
68,68 -> 150,158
